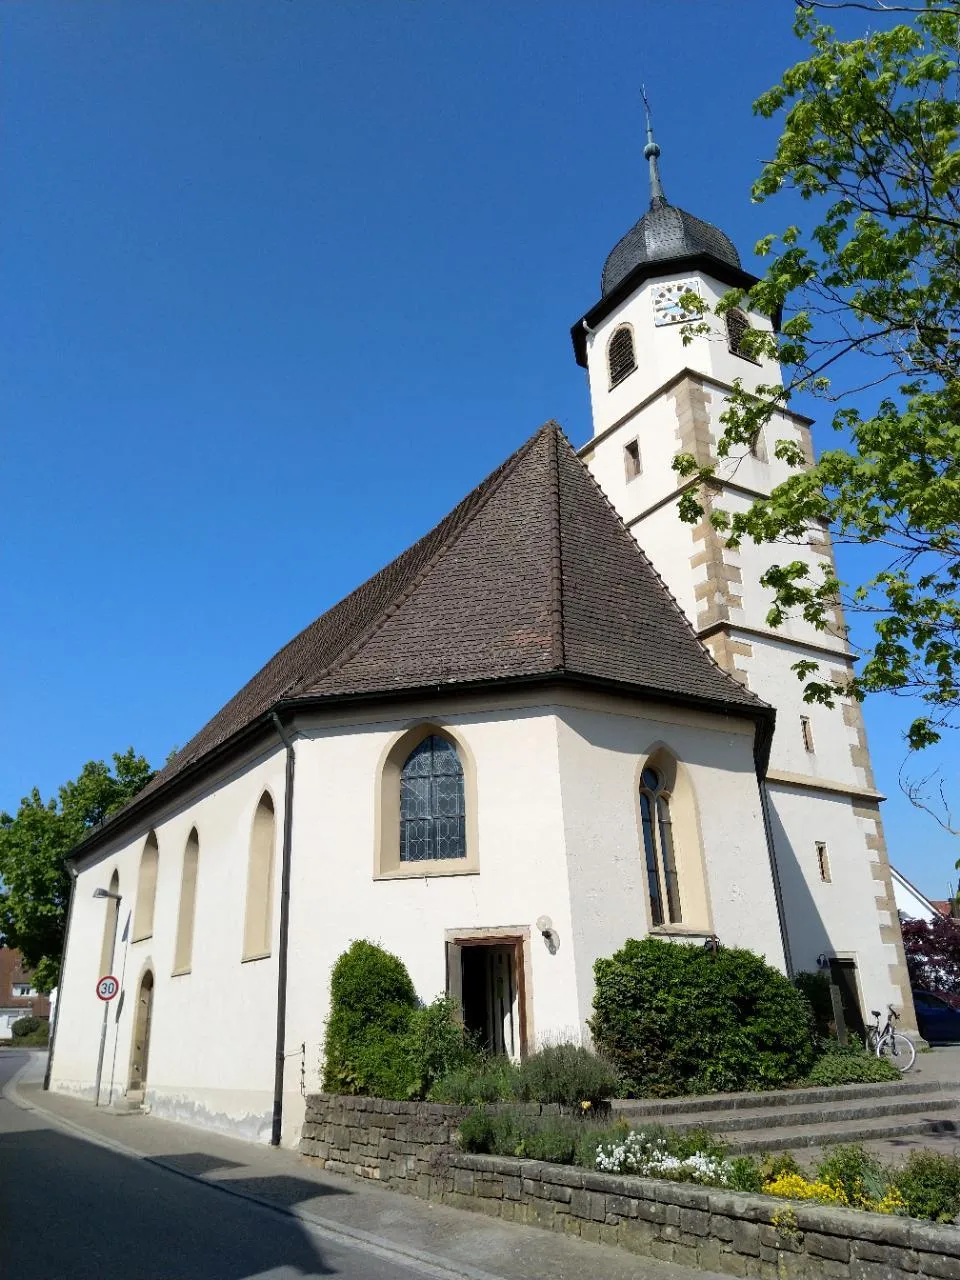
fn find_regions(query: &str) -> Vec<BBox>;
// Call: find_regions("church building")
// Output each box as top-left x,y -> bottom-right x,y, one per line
47,119 -> 916,1147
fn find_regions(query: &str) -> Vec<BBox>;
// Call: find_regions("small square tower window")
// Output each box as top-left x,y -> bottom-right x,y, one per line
816,842 -> 831,883
800,715 -> 815,753
624,438 -> 642,481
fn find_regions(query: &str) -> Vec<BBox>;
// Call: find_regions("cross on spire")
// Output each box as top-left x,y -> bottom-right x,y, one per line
641,86 -> 667,209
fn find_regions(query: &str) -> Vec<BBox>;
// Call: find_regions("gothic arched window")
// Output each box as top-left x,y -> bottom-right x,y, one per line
243,794 -> 275,960
173,828 -> 199,975
132,832 -> 159,942
607,325 -> 637,388
400,735 -> 466,862
639,768 -> 682,926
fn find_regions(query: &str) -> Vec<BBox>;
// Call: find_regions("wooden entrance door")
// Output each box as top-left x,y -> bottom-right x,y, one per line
128,970 -> 154,1093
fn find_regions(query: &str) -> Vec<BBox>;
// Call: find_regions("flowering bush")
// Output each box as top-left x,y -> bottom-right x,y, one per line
595,1130 -> 731,1185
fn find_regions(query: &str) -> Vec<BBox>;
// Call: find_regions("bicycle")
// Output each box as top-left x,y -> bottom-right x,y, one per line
865,1005 -> 916,1072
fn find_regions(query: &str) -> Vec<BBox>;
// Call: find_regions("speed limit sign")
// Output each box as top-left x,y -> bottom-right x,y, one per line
96,974 -> 119,1001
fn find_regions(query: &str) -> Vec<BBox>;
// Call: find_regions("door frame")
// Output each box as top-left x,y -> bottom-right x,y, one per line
445,926 -> 533,1057
127,963 -> 155,1096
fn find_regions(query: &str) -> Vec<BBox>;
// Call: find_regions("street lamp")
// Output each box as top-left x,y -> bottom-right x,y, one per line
93,887 -> 122,1106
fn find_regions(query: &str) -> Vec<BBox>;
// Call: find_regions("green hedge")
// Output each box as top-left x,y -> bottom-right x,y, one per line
11,1015 -> 43,1039
321,941 -> 474,1100
322,940 -> 419,1097
590,937 -> 816,1096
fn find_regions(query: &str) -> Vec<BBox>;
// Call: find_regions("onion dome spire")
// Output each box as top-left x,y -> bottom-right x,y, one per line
642,86 -> 667,208
597,90 -> 742,297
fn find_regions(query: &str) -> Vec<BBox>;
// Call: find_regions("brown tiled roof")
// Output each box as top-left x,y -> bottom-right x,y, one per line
80,423 -> 771,849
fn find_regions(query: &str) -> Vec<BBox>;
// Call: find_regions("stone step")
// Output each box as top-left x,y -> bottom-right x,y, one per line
625,1091 -> 960,1135
612,1076 -> 953,1120
725,1111 -> 960,1155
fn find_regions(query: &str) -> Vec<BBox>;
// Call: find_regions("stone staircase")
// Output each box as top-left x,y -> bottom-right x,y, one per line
612,1077 -> 960,1154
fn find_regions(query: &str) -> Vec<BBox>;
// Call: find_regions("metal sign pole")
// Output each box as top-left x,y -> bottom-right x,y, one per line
94,1000 -> 109,1106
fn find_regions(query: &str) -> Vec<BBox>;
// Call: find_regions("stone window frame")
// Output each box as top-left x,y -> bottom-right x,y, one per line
816,841 -> 832,883
242,791 -> 277,962
99,867 -> 121,976
172,827 -> 200,976
623,437 -> 642,482
375,722 -> 479,880
132,833 -> 159,944
633,746 -> 713,937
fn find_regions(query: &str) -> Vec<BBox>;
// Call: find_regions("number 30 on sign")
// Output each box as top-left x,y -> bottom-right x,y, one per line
96,975 -> 119,1001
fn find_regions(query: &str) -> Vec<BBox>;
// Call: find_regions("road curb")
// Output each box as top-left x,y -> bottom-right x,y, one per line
2,1055 -> 506,1280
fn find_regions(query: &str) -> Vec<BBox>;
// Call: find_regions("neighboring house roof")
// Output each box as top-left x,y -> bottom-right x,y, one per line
70,423 -> 773,860
891,866 -> 950,922
931,901 -> 953,918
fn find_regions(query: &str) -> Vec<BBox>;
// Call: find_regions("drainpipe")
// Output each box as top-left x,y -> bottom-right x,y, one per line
43,863 -> 79,1091
759,780 -> 794,978
270,711 -> 296,1147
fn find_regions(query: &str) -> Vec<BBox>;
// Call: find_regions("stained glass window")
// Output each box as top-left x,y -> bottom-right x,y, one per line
639,768 -> 682,925
400,735 -> 466,862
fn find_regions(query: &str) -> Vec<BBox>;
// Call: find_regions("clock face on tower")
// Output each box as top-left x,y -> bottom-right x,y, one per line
652,278 -> 701,327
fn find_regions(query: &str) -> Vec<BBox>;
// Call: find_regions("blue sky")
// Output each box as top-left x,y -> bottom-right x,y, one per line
3,1 -> 956,897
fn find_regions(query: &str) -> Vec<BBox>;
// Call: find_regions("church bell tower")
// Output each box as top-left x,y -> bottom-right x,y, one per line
571,103 -> 919,1037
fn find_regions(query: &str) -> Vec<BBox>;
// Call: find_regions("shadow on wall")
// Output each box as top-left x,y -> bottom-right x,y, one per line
766,799 -> 845,974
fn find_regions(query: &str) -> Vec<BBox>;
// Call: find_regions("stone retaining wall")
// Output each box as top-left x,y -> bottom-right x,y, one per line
300,1093 -> 960,1279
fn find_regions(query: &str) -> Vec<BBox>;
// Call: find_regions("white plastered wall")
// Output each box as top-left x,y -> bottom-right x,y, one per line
51,686 -> 787,1148
281,702 -> 581,1126
577,258 -> 910,1031
767,784 -> 902,1012
553,698 -> 787,1034
583,269 -> 780,438
51,746 -> 287,1143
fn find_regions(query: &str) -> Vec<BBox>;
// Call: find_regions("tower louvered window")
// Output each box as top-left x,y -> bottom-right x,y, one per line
607,325 -> 637,387
400,735 -> 466,861
726,307 -> 755,361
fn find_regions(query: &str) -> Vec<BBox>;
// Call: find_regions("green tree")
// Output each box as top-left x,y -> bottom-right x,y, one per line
675,2 -> 960,748
0,748 -> 155,991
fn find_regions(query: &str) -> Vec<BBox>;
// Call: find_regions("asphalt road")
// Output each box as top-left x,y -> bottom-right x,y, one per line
0,1051 -> 445,1280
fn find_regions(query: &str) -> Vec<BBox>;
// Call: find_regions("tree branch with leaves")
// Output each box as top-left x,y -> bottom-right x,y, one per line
674,2 -> 960,748
0,749 -> 155,991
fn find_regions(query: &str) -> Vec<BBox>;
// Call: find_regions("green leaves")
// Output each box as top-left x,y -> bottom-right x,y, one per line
673,2 -> 960,746
0,749 -> 155,991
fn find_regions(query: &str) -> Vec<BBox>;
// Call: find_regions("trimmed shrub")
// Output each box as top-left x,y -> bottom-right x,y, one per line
893,1150 -> 960,1223
515,1042 -> 620,1107
430,1057 -> 521,1105
590,937 -> 816,1096
11,1016 -> 43,1039
806,1048 -> 900,1086
402,997 -> 474,1100
322,940 -> 418,1097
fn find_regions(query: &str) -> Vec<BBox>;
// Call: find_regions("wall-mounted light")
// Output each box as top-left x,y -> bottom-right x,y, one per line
536,915 -> 560,955
93,888 -> 122,901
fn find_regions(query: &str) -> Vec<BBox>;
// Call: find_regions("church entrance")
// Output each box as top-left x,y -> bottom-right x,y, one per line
446,936 -> 527,1059
128,969 -> 154,1095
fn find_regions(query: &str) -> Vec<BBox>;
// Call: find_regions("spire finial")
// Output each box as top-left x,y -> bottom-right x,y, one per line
641,86 -> 667,208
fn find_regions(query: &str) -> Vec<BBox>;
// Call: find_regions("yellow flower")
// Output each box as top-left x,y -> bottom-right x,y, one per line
764,1173 -> 848,1207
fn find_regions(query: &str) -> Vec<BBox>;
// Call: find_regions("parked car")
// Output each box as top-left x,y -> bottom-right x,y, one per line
912,988 -> 960,1043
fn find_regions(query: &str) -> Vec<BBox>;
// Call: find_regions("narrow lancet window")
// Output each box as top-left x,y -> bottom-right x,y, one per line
639,767 -> 681,926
